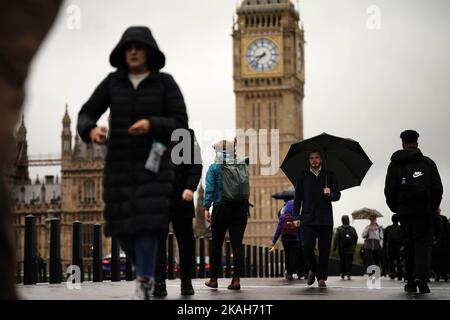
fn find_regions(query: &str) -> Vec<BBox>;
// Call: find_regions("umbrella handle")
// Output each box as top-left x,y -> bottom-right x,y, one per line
324,153 -> 328,188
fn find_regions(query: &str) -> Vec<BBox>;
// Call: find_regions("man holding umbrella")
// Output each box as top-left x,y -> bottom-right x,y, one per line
281,133 -> 373,288
292,149 -> 341,288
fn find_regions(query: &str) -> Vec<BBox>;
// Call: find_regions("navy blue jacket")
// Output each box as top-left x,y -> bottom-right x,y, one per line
293,169 -> 341,226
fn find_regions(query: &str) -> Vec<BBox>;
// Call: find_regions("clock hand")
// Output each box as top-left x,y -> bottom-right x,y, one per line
255,51 -> 266,62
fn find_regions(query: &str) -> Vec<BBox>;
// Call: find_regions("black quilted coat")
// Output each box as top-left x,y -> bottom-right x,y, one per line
77,26 -> 188,236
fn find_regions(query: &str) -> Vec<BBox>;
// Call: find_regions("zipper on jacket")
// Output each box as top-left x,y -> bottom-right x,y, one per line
129,80 -> 138,219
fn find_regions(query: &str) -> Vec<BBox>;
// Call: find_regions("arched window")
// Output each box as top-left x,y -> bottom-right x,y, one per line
84,180 -> 95,202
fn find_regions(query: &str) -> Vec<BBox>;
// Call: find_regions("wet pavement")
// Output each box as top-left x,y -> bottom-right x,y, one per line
16,276 -> 450,300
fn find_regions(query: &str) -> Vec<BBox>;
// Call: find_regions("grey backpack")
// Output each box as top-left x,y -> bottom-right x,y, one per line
221,159 -> 249,203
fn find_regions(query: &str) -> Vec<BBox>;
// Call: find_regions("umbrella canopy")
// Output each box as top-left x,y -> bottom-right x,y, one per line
351,207 -> 383,220
272,187 -> 295,201
280,132 -> 373,191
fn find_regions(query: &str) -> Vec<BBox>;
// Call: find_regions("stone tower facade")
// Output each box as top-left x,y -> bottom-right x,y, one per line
13,107 -> 110,271
233,0 -> 305,245
60,105 -> 110,266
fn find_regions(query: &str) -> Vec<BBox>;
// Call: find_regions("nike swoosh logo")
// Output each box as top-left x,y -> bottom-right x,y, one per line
412,172 -> 424,178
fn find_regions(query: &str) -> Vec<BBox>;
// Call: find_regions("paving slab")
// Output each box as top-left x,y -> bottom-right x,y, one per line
16,277 -> 450,300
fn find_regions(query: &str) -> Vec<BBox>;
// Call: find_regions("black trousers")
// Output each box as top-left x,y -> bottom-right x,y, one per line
210,202 -> 248,278
155,215 -> 195,282
338,250 -> 354,275
296,240 -> 306,276
432,243 -> 449,278
398,215 -> 434,282
301,225 -> 333,281
283,241 -> 299,276
387,244 -> 403,277
365,249 -> 381,269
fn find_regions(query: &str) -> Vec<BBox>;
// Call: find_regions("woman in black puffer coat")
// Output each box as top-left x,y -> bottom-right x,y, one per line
77,26 -> 188,299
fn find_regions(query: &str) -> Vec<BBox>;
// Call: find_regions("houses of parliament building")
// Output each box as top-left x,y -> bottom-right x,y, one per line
11,0 -> 304,267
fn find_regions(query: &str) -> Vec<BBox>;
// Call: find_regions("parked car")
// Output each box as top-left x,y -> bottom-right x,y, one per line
102,251 -> 126,279
102,251 -> 181,279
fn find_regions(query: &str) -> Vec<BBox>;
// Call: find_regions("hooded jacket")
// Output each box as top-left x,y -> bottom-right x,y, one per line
272,200 -> 300,243
203,151 -> 232,210
384,148 -> 443,216
109,26 -> 165,72
77,26 -> 188,236
333,215 -> 358,253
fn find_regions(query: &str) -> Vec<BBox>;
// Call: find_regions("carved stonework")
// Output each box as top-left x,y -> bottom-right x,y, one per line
233,1 -> 304,245
12,108 -> 110,269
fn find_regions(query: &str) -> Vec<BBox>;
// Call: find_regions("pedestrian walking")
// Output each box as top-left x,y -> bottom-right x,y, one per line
77,26 -> 188,299
37,252 -> 46,283
384,214 -> 403,280
204,139 -> 250,290
333,215 -> 358,280
293,149 -> 341,288
271,200 -> 300,281
361,215 -> 384,270
432,208 -> 450,282
281,133 -> 372,286
384,130 -> 443,294
153,129 -> 202,296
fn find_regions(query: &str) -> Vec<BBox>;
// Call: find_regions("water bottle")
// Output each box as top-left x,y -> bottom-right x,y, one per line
145,141 -> 167,173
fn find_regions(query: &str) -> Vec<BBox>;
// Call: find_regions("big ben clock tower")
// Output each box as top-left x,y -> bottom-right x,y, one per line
233,0 -> 305,245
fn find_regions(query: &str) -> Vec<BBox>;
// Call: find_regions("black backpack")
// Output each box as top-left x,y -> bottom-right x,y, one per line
398,159 -> 431,206
339,226 -> 355,248
386,225 -> 402,245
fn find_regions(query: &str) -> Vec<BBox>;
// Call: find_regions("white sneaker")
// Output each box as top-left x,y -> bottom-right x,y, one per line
132,277 -> 155,300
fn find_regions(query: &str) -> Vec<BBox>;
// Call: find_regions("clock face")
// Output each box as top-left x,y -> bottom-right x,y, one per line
246,38 -> 279,72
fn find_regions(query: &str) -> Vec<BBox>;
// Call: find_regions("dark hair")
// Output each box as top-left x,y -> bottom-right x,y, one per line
392,214 -> 399,224
400,130 -> 419,144
308,149 -> 323,158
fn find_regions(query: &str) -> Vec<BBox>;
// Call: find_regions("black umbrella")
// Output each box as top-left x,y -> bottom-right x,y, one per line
280,132 -> 373,191
272,187 -> 295,201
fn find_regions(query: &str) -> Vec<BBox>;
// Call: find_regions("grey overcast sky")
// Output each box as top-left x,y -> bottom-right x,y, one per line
23,0 -> 450,234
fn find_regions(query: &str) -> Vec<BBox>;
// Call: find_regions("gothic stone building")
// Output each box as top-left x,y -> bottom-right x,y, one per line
12,0 -> 306,268
12,107 -> 111,270
12,107 -> 206,270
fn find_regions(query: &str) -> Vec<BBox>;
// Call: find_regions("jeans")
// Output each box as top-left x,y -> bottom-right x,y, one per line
117,232 -> 159,279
